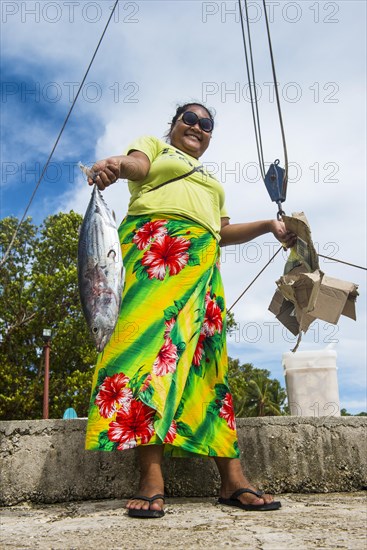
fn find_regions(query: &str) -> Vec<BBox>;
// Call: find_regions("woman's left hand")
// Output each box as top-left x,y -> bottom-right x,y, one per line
269,220 -> 297,249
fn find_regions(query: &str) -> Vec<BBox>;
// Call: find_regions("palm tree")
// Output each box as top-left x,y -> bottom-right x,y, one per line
239,373 -> 285,417
228,357 -> 287,417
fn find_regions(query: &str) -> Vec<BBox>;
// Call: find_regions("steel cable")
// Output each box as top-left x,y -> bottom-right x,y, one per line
237,0 -> 288,187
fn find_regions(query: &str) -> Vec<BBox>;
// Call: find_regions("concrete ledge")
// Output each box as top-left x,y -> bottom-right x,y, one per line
0,417 -> 366,505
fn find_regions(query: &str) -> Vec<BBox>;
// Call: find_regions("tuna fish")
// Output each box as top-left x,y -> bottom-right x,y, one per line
78,176 -> 124,352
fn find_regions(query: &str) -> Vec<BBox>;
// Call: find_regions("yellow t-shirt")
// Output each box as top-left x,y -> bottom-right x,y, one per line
124,136 -> 228,241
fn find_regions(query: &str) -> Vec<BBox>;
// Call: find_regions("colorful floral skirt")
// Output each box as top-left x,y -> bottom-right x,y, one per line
85,215 -> 239,458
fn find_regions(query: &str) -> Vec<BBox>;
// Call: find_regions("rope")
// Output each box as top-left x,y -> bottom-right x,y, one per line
227,246 -> 282,312
238,0 -> 266,180
0,0 -> 120,269
237,0 -> 288,189
261,0 -> 288,186
318,254 -> 367,271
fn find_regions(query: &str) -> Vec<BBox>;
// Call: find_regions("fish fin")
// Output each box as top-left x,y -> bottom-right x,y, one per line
79,161 -> 98,182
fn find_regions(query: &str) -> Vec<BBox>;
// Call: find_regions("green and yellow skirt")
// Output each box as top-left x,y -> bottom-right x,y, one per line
85,215 -> 239,458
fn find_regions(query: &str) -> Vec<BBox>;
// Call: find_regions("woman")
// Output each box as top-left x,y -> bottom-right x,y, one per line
85,102 -> 294,518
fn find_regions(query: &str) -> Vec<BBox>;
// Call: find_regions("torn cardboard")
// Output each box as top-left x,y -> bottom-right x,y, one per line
268,212 -> 359,337
268,290 -> 300,336
282,212 -> 319,273
274,269 -> 358,333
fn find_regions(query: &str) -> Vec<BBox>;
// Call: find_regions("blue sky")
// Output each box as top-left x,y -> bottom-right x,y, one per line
1,0 -> 366,413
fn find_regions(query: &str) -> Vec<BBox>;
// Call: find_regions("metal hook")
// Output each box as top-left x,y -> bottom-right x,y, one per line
277,200 -> 285,220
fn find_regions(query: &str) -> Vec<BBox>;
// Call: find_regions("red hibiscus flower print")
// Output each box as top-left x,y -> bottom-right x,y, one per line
193,333 -> 206,366
141,234 -> 191,280
153,337 -> 178,376
163,420 -> 177,444
219,393 -> 236,430
203,292 -> 223,336
95,373 -> 132,418
133,220 -> 167,250
107,399 -> 155,450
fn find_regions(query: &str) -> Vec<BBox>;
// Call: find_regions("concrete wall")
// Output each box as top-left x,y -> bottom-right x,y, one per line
0,417 -> 366,505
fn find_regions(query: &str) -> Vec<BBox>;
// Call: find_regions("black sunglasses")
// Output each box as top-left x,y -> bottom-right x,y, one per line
178,111 -> 214,133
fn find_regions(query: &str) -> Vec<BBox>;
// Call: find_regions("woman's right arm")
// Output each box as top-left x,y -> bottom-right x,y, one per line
89,151 -> 151,190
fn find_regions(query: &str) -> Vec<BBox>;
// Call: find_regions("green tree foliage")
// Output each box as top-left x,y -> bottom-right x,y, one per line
0,214 -> 97,420
341,408 -> 367,416
227,357 -> 287,416
225,310 -> 237,334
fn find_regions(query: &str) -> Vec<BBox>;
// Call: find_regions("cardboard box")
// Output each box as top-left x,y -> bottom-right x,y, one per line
269,269 -> 358,335
306,273 -> 358,323
268,212 -> 359,336
268,290 -> 300,336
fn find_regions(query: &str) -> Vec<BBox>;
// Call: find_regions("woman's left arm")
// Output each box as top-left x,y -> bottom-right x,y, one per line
219,217 -> 296,248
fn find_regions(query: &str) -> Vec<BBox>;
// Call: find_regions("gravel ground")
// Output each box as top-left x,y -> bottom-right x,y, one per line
1,492 -> 366,550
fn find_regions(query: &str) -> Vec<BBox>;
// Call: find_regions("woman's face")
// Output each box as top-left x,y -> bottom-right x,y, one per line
169,105 -> 212,159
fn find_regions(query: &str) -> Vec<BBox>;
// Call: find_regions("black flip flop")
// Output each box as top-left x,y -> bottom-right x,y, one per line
218,488 -> 281,511
127,494 -> 165,518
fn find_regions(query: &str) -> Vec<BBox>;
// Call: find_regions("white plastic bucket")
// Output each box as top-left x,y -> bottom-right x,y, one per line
282,348 -> 340,417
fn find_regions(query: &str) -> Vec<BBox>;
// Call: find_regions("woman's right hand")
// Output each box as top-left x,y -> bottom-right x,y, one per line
269,219 -> 297,249
88,151 -> 150,190
88,156 -> 122,190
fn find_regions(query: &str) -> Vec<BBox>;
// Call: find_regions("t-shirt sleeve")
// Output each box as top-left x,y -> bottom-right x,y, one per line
220,203 -> 230,218
123,135 -> 161,164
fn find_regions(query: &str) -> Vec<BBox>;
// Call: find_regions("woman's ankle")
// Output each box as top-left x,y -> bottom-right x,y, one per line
137,445 -> 165,492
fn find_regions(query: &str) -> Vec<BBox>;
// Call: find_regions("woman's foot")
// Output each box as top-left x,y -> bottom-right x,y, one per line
126,484 -> 165,514
126,445 -> 165,516
214,457 -> 276,507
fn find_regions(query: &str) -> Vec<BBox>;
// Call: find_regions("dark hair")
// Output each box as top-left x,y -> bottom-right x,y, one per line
165,102 -> 215,141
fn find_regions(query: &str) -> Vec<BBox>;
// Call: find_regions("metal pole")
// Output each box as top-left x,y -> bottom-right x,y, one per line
43,341 -> 50,419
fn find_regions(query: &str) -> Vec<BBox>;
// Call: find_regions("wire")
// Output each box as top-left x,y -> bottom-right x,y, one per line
237,0 -> 288,187
0,0 -> 120,269
227,246 -> 282,312
318,254 -> 367,271
261,0 -> 288,187
238,0 -> 266,180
